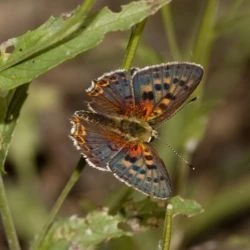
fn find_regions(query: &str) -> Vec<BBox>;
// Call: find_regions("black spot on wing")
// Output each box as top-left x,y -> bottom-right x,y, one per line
125,95 -> 133,99
142,91 -> 154,101
145,155 -> 153,161
147,177 -> 152,182
125,155 -> 137,163
132,165 -> 140,172
147,164 -> 157,170
173,78 -> 179,84
153,178 -> 159,183
179,80 -> 186,86
154,84 -> 162,91
165,93 -> 176,100
164,84 -> 170,90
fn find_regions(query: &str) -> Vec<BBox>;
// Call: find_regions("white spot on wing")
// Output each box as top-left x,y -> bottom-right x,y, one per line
70,124 -> 76,135
86,80 -> 96,92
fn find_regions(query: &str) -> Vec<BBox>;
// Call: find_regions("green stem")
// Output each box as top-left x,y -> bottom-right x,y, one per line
193,0 -> 218,66
161,5 -> 181,59
122,18 -> 147,70
0,175 -> 21,250
190,0 -> 218,105
162,204 -> 173,250
31,157 -> 86,250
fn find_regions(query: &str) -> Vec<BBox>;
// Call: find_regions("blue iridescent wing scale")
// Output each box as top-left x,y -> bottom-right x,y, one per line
70,111 -> 126,171
131,62 -> 204,123
108,143 -> 172,199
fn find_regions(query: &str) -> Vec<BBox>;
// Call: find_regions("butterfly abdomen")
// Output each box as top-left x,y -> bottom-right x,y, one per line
73,110 -> 115,127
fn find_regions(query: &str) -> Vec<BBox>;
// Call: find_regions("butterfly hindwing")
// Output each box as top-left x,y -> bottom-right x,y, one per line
70,111 -> 126,171
132,62 -> 204,123
108,143 -> 172,199
87,70 -> 135,115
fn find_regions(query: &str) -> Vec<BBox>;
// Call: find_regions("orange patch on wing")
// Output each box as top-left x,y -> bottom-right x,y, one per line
122,160 -> 132,168
87,85 -> 103,96
169,84 -> 176,93
138,100 -> 154,118
128,144 -> 143,158
124,103 -> 137,116
153,78 -> 161,84
164,76 -> 171,84
141,85 -> 153,92
98,78 -> 110,87
137,173 -> 146,180
106,133 -> 127,149
71,115 -> 86,138
129,169 -> 137,175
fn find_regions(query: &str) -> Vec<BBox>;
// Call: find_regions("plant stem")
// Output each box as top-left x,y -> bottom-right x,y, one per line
192,0 -> 218,72
161,204 -> 173,250
0,175 -> 21,250
31,157 -> 86,250
161,5 -> 181,60
122,18 -> 147,70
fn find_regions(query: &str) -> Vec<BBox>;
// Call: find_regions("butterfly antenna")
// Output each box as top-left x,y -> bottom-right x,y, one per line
157,140 -> 195,170
171,96 -> 198,119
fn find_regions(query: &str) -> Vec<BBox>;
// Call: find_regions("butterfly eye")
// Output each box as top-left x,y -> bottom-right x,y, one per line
148,129 -> 158,142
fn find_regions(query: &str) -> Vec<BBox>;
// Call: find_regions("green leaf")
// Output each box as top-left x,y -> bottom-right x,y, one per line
41,209 -> 130,250
0,0 -> 171,92
0,85 -> 29,172
0,3 -> 91,71
170,196 -> 204,218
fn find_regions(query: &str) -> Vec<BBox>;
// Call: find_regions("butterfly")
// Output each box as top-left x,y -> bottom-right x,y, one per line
70,62 -> 204,199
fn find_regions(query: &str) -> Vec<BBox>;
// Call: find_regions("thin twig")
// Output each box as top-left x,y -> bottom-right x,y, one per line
161,204 -> 173,250
122,19 -> 147,70
0,175 -> 21,250
31,157 -> 86,250
161,5 -> 181,60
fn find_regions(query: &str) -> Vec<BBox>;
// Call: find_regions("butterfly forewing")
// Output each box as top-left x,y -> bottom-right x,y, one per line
132,62 -> 204,124
108,143 -> 172,199
87,70 -> 135,115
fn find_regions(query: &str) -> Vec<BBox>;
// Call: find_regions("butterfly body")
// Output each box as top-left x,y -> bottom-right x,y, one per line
72,110 -> 155,143
70,62 -> 204,199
